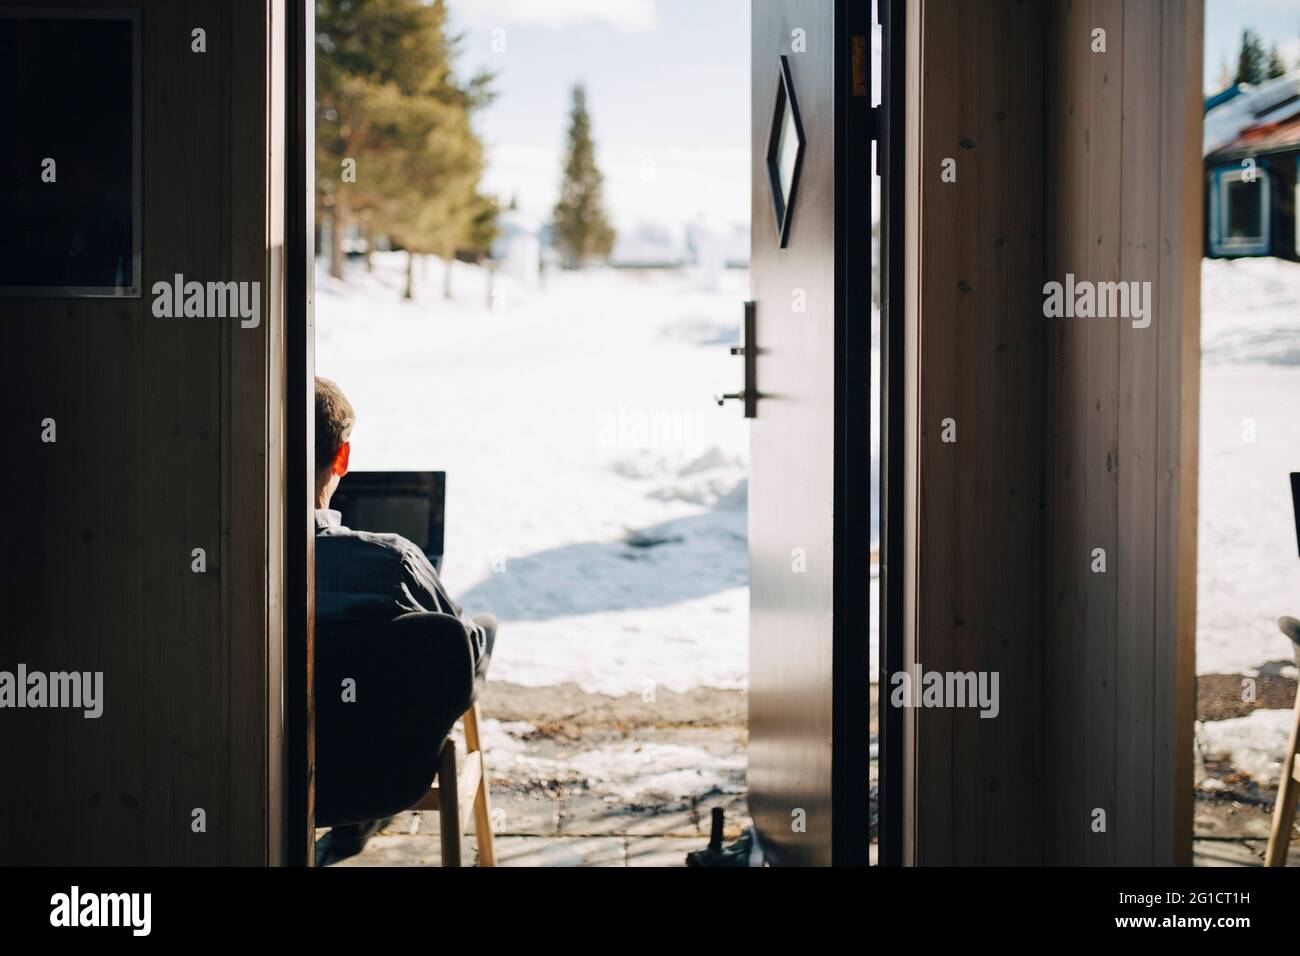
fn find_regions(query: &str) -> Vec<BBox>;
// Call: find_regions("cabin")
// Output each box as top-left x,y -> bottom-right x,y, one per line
1204,71 -> 1300,260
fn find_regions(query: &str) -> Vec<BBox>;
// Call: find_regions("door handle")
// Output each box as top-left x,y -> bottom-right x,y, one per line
715,300 -> 759,418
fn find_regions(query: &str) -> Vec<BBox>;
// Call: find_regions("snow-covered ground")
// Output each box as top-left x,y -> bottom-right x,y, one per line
479,717 -> 746,805
316,252 -> 1300,701
312,249 -> 1300,839
317,253 -> 750,695
1196,256 -> 1300,802
1199,256 -> 1300,677
1198,708 -> 1297,784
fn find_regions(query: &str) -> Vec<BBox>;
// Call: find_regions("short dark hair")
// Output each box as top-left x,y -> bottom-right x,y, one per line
315,377 -> 355,485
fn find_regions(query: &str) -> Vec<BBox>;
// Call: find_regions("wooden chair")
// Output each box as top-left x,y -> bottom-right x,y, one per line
413,703 -> 496,866
1265,616 -> 1300,866
315,612 -> 497,867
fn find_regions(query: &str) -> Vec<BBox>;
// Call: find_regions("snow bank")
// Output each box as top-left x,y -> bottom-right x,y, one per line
317,252 -> 751,694
479,717 -> 746,804
315,253 -> 1300,691
1198,257 -> 1300,676
1201,257 -> 1300,366
1198,709 -> 1296,785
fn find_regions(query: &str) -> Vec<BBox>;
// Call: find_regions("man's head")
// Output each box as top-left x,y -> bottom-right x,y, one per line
315,377 -> 355,508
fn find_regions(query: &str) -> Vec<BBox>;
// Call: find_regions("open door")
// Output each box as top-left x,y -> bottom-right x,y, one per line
742,0 -> 876,866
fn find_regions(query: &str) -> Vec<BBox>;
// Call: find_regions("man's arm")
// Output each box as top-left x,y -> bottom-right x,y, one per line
397,547 -> 488,667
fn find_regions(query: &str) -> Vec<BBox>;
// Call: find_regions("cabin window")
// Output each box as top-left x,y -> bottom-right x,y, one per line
1209,163 -> 1270,257
0,10 -> 142,298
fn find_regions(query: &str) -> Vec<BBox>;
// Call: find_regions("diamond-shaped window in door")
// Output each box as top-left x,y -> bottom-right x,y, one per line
766,55 -> 806,248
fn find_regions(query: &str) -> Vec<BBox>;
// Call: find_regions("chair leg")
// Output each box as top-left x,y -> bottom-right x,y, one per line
437,740 -> 462,867
1266,694 -> 1300,866
463,703 -> 497,867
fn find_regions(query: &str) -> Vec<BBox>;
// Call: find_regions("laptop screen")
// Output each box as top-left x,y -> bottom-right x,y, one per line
330,471 -> 446,569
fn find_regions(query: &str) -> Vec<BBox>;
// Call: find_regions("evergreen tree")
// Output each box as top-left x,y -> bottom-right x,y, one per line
383,93 -> 493,301
1266,43 -> 1288,80
553,84 -> 615,268
316,0 -> 494,285
463,192 -> 501,262
1234,28 -> 1267,86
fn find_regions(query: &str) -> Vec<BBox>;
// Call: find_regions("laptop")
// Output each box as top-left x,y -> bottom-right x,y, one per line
330,471 -> 446,572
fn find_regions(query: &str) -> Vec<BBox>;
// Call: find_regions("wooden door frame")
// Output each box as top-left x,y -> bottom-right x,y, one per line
284,0 -> 316,866
272,0 -> 1199,870
830,0 -> 875,867
281,0 -> 899,868
876,0 -> 906,868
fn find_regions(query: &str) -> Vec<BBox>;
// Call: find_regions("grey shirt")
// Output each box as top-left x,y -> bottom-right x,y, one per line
314,508 -> 486,664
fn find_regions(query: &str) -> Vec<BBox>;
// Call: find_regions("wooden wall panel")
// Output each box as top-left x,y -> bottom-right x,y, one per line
905,0 -> 1200,865
1154,0 -> 1201,866
1112,0 -> 1158,870
0,0 -> 285,865
228,0 -> 288,869
284,0 -> 317,865
1041,0 -> 1089,867
1041,0 -> 1201,865
905,0 -> 1045,865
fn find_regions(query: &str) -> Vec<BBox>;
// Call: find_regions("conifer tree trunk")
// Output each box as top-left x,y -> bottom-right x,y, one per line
403,249 -> 415,301
329,198 -> 346,280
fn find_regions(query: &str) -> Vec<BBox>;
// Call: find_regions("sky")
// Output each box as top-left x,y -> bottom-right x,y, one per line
442,1 -> 1300,230
445,0 -> 751,232
1206,0 -> 1300,91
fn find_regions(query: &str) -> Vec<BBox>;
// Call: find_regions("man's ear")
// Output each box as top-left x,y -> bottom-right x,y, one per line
333,441 -> 350,477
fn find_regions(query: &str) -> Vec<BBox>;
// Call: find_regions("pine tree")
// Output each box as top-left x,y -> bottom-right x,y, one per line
553,84 -> 615,268
1266,43 -> 1288,80
1234,28 -> 1268,86
316,0 -> 494,285
318,0 -> 432,278
383,93 -> 493,301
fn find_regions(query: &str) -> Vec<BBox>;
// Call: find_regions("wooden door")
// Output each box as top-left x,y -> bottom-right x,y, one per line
744,0 -> 873,866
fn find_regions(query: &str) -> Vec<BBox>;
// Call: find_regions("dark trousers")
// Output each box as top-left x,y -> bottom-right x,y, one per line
317,612 -> 497,866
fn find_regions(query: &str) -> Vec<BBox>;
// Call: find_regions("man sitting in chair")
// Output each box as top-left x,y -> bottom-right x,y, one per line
313,376 -> 496,864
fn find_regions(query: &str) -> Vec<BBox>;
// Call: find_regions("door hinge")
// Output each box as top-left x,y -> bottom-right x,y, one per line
851,35 -> 869,98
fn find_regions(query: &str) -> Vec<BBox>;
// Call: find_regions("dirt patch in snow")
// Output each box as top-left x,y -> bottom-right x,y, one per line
1198,672 -> 1298,721
481,680 -> 746,737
